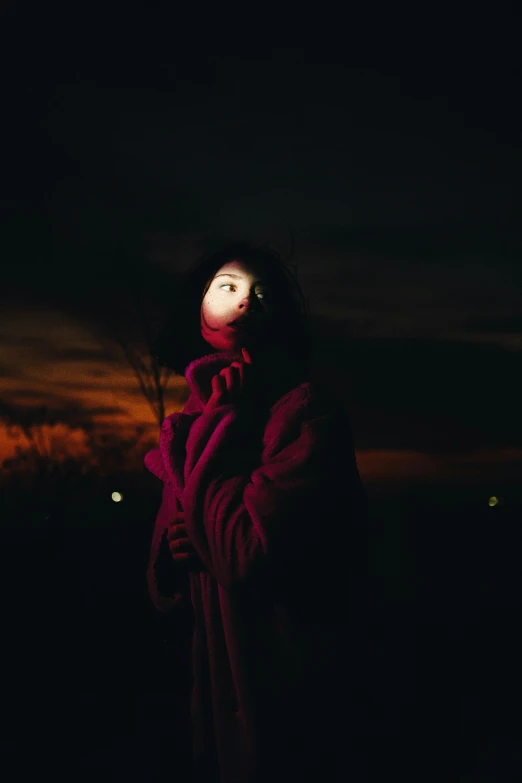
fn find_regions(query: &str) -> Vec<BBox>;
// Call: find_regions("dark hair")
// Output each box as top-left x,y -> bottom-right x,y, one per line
152,242 -> 311,377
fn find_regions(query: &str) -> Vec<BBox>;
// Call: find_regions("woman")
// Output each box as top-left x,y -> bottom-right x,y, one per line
144,242 -> 369,782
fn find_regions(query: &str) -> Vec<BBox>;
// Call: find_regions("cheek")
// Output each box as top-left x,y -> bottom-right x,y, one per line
202,296 -> 225,323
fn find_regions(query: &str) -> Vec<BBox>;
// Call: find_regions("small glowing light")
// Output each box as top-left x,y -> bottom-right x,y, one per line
112,492 -> 123,502
488,496 -> 498,507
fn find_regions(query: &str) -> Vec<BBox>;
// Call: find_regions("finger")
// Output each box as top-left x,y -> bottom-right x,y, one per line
171,550 -> 199,564
172,552 -> 193,562
167,523 -> 187,541
229,361 -> 245,390
167,521 -> 186,534
219,365 -> 240,393
241,347 -> 253,364
173,554 -> 201,567
169,537 -> 193,553
212,373 -> 226,393
209,373 -> 227,405
230,364 -> 242,394
235,356 -> 254,394
171,538 -> 192,551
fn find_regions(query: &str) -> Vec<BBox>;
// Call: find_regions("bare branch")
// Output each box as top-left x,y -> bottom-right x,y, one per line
96,257 -> 178,430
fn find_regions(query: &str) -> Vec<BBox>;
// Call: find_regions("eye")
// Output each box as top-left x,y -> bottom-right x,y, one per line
220,283 -> 268,300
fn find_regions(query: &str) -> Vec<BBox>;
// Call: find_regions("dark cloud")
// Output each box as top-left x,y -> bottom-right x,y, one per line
85,406 -> 126,417
0,397 -> 126,432
124,383 -> 191,406
0,336 -> 51,349
0,364 -> 17,378
52,380 -> 118,392
304,223 -> 522,270
2,389 -> 72,404
1,324 -> 124,369
311,327 -> 522,454
52,347 -> 122,363
463,314 -> 522,335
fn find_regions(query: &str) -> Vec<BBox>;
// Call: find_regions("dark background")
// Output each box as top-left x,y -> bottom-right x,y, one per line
1,4 -> 522,781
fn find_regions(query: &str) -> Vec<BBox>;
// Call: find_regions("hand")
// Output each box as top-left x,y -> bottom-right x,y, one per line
167,511 -> 202,570
205,347 -> 254,412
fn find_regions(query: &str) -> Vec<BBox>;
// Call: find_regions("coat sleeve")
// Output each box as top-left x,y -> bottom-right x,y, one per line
145,452 -> 186,613
181,391 -> 364,591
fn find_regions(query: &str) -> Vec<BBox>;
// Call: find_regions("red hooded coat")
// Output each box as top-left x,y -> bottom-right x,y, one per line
145,350 -> 369,783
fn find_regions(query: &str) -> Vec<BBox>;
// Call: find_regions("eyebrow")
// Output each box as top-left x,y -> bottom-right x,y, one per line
214,273 -> 266,285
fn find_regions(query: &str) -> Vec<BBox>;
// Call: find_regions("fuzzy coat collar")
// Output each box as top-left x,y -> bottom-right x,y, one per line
181,349 -> 307,415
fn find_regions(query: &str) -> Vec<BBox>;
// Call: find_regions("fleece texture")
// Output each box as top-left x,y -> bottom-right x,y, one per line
145,350 -> 369,783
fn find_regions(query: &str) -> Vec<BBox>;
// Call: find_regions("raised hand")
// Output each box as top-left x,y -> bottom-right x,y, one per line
205,347 -> 254,412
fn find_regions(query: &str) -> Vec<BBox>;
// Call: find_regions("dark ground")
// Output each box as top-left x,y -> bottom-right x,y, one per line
1,475 -> 521,782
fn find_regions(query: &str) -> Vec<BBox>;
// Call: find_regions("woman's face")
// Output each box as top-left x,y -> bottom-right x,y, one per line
200,259 -> 276,352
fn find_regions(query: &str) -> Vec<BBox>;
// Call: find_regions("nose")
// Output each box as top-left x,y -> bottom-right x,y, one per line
239,292 -> 259,311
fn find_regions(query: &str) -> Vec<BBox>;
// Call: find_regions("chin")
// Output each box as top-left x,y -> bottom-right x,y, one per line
205,329 -> 266,354
206,338 -> 242,353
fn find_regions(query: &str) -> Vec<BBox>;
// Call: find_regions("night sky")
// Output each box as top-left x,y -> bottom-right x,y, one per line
2,5 -> 522,489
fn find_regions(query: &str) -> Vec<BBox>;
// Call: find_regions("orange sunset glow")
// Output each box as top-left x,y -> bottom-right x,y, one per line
2,291 -> 522,488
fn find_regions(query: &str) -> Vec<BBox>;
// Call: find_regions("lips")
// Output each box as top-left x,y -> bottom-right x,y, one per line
228,317 -> 255,328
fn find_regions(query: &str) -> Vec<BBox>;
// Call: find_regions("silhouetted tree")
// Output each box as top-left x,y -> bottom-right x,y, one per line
93,253 -> 179,429
0,400 -> 93,470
